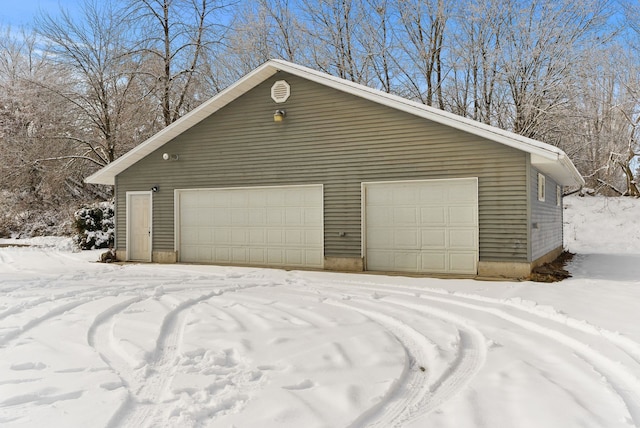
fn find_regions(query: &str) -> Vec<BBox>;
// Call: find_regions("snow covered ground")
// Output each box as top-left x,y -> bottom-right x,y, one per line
0,195 -> 639,427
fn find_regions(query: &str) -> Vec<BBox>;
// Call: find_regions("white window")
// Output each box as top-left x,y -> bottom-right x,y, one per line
556,185 -> 561,206
537,173 -> 545,202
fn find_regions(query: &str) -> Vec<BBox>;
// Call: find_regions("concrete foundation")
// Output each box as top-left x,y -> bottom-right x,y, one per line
478,246 -> 564,279
153,250 -> 178,264
477,261 -> 532,279
324,257 -> 364,272
115,247 -> 566,280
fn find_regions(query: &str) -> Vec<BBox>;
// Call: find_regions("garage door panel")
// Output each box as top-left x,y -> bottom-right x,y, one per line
421,252 -> 447,271
449,206 -> 476,225
197,247 -> 212,262
449,252 -> 477,273
179,185 -> 323,268
231,192 -> 248,206
449,229 -> 476,249
215,247 -> 230,262
266,209 -> 284,225
421,229 -> 446,248
213,228 -> 230,244
368,207 -> 392,225
393,187 -> 417,205
394,207 -> 417,224
181,245 -> 197,261
305,230 -> 323,245
232,247 -> 247,262
249,229 -> 265,245
394,252 -> 419,270
248,191 -> 267,206
266,192 -> 284,206
267,249 -> 284,264
285,208 -> 303,225
249,248 -> 265,264
365,179 -> 478,275
367,250 -> 392,270
181,191 -> 199,208
182,227 -> 199,243
231,210 -> 249,225
197,228 -> 213,245
285,250 -> 303,265
285,229 -> 303,245
231,229 -> 247,244
421,207 -> 446,225
181,209 -> 198,225
367,229 -> 393,248
248,209 -> 265,225
394,229 -> 419,249
211,191 -> 230,206
305,208 -> 322,225
419,186 -> 445,203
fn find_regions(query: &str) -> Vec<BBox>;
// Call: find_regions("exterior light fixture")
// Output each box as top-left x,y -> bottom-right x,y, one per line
151,185 -> 159,193
162,153 -> 179,161
273,109 -> 286,122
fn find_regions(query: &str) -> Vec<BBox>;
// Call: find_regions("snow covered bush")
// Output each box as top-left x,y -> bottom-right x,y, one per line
73,201 -> 115,250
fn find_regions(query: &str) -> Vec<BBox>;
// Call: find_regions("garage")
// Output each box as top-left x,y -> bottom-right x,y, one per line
364,178 -> 478,274
177,185 -> 324,268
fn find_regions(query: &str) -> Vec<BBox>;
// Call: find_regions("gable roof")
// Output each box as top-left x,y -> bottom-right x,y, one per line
85,59 -> 584,187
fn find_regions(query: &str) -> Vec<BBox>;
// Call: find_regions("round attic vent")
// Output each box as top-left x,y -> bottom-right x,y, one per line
271,80 -> 290,103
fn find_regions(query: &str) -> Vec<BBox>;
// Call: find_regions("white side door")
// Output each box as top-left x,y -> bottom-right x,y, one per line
127,192 -> 152,262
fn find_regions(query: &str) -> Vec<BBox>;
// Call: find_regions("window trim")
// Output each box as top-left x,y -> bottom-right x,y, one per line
537,173 -> 546,202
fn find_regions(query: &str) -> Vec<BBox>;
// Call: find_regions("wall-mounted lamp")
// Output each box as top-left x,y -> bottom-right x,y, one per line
273,109 -> 286,122
151,185 -> 159,193
162,153 -> 179,161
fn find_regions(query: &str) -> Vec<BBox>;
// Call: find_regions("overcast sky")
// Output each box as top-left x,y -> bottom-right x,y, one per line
0,0 -> 82,27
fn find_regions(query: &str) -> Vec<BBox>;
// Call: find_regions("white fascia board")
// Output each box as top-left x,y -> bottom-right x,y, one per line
85,63 -> 280,185
530,153 -> 585,187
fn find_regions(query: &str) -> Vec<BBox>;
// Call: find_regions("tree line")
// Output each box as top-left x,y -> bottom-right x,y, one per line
1,0 -> 639,235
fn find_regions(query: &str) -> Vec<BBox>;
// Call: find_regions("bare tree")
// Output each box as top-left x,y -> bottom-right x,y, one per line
359,0 -> 396,92
301,0 -> 371,83
394,0 -> 449,108
126,0 -> 230,126
499,0 -> 611,140
35,1 -> 151,166
445,0 -> 506,125
0,26 -> 93,233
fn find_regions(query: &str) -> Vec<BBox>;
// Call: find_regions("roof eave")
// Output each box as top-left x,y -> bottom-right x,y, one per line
269,60 -> 583,186
85,58 -> 584,188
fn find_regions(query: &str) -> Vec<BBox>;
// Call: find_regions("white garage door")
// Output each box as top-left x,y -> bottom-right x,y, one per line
364,178 -> 478,274
178,185 -> 323,268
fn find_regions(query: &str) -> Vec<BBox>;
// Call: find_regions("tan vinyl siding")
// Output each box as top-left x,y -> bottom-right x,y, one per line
116,72 -> 529,262
530,167 -> 563,261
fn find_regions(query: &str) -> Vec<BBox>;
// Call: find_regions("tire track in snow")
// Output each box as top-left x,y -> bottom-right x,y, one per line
94,291 -> 221,428
331,278 -> 640,365
406,292 -> 640,425
99,281 -> 272,428
0,251 -> 16,272
324,297 -> 486,428
326,279 -> 640,425
0,298 -> 92,346
293,274 -> 640,426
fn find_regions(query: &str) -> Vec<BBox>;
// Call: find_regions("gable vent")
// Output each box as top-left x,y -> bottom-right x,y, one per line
271,80 -> 291,103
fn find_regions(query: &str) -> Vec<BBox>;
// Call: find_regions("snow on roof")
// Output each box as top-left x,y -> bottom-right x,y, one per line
85,59 -> 585,187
